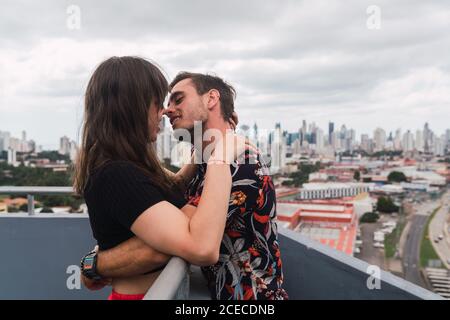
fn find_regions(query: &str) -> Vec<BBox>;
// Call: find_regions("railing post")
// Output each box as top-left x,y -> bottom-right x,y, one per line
27,194 -> 35,216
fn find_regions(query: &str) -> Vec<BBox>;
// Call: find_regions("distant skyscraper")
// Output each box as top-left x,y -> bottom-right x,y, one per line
416,130 -> 424,152
394,129 -> 402,150
373,128 -> 386,152
328,122 -> 334,144
316,128 -> 324,151
402,130 -> 414,152
59,136 -> 71,155
434,137 -> 445,156
423,122 -> 431,153
446,129 -> 450,148
270,123 -> 286,174
360,134 -> 370,152
0,131 -> 11,151
7,148 -> 17,165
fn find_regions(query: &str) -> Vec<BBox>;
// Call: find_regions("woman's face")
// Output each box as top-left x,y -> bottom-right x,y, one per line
148,102 -> 164,142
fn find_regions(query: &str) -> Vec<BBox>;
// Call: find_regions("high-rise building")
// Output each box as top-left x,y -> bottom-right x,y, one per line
59,136 -> 71,155
402,130 -> 414,152
69,141 -> 78,162
394,129 -> 402,150
316,128 -> 324,151
270,123 -> 286,174
328,122 -> 334,144
292,139 -> 301,155
360,134 -> 370,152
434,136 -> 445,156
423,122 -> 432,153
7,148 -> 17,165
0,131 -> 11,151
416,130 -> 424,152
373,128 -> 386,151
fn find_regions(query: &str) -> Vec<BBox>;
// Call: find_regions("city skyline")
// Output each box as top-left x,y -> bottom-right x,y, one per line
1,1 -> 450,148
1,119 -> 449,153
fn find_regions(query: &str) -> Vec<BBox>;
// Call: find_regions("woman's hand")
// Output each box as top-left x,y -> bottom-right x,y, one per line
209,133 -> 257,164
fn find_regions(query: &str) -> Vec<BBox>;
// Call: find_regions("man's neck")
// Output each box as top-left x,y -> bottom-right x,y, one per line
192,118 -> 232,163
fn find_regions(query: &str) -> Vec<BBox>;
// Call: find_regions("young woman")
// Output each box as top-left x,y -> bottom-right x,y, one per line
74,56 -> 246,300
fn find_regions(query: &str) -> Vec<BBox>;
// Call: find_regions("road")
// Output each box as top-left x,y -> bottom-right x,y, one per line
429,191 -> 450,269
357,221 -> 385,269
403,214 -> 428,287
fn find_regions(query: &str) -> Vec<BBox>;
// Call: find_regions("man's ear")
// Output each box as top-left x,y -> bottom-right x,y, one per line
206,89 -> 220,111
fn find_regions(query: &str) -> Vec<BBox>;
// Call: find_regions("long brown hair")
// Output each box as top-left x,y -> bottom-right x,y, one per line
74,56 -> 174,195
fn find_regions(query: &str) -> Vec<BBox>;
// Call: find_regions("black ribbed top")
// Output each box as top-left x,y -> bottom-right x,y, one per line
84,160 -> 186,250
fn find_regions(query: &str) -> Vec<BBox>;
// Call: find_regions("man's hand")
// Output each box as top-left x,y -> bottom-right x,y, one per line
81,274 -> 112,291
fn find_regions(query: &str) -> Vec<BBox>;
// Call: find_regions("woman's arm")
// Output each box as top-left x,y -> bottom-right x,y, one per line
131,163 -> 231,266
131,134 -> 246,266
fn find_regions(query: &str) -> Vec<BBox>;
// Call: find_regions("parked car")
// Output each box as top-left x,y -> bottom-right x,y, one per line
438,234 -> 444,240
373,242 -> 384,249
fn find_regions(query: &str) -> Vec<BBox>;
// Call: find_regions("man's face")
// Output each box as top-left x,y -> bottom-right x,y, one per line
165,78 -> 208,131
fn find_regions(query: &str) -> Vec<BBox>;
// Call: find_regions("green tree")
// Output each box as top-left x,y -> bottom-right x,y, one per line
288,161 -> 321,187
360,212 -> 379,223
40,207 -> 54,213
377,196 -> 399,213
388,171 -> 407,183
353,170 -> 361,181
7,206 -> 19,213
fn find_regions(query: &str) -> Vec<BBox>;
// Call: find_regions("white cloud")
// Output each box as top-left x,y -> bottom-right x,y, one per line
0,0 -> 450,147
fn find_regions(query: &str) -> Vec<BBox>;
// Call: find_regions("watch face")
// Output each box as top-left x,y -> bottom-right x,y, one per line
84,256 -> 95,268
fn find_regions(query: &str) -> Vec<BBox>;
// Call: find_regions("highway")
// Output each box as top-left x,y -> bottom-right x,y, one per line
403,198 -> 443,288
403,214 -> 428,287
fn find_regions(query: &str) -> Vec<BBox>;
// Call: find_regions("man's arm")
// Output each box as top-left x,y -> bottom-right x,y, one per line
83,205 -> 197,289
164,162 -> 197,194
96,237 -> 170,278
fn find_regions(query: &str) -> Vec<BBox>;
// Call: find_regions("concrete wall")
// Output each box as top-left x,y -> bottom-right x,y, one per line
0,215 -> 442,300
0,216 -> 109,299
278,227 -> 442,300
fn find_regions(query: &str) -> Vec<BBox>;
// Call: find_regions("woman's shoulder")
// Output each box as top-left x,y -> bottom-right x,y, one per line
89,160 -> 149,187
93,160 -> 142,175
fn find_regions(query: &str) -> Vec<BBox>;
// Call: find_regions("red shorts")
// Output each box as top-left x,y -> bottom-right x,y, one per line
108,290 -> 145,300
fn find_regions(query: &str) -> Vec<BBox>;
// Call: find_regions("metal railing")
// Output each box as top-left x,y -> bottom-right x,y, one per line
0,186 -> 74,215
143,257 -> 190,300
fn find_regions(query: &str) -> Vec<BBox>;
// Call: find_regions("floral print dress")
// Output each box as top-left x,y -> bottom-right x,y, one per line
185,152 -> 288,300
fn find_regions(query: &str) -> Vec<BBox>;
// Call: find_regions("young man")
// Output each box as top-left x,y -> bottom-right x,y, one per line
81,72 -> 288,300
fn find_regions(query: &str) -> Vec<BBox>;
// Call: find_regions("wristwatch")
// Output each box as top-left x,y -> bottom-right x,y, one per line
80,250 -> 102,281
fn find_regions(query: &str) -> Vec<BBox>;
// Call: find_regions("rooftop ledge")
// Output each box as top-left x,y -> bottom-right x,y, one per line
145,227 -> 443,300
0,186 -> 444,300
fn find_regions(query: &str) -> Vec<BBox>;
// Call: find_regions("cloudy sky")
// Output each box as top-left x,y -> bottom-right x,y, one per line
1,0 -> 449,149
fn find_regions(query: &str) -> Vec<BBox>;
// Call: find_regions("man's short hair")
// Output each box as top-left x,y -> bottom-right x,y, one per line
170,72 -> 236,121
